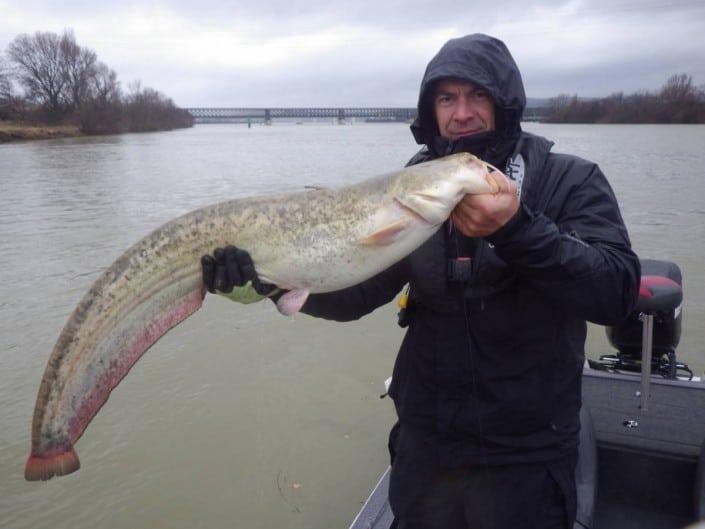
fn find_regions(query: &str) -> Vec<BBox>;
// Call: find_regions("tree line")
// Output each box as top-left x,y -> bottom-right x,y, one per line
545,74 -> 705,124
0,30 -> 193,134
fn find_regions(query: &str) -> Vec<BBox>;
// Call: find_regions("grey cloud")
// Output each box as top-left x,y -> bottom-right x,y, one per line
2,0 -> 704,105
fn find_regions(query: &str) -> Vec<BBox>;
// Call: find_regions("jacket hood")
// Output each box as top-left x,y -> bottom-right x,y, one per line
410,34 -> 526,158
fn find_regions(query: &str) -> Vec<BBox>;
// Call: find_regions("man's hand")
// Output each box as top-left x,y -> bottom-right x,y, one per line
201,246 -> 277,303
451,168 -> 520,238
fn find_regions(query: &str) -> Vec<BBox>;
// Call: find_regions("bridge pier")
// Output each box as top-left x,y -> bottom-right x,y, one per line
264,109 -> 272,126
337,108 -> 345,125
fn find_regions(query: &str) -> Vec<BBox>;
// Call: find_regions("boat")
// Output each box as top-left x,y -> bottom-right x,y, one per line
349,258 -> 705,529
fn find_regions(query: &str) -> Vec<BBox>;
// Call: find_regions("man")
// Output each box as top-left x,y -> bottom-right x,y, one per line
202,34 -> 639,528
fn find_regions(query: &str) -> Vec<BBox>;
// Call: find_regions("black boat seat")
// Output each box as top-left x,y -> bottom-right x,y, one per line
636,274 -> 682,314
606,259 -> 683,358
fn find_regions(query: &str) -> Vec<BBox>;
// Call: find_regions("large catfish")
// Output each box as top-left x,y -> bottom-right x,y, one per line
25,152 -> 498,481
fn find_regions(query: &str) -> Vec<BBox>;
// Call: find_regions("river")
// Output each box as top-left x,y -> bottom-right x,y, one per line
1,122 -> 704,529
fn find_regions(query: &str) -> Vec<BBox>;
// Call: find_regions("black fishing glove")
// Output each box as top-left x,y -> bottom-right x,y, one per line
201,246 -> 277,301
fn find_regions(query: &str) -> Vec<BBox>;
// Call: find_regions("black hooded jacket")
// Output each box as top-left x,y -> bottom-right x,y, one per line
300,34 -> 640,466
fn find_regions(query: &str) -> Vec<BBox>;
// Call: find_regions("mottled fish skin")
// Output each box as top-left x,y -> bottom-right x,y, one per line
25,152 -> 495,481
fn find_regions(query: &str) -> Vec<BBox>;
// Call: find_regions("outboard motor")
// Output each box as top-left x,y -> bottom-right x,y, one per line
597,259 -> 689,379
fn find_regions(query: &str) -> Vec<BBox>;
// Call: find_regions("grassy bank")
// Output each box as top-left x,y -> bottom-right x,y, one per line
0,121 -> 82,143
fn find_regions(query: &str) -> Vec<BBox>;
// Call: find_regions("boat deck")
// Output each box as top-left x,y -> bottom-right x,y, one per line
349,367 -> 705,529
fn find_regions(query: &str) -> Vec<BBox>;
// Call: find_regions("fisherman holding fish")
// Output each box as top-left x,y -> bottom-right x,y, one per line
19,27 -> 638,529
203,33 -> 640,529
21,28 -> 637,529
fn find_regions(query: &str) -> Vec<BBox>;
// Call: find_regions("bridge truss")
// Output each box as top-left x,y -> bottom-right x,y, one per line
185,107 -> 418,123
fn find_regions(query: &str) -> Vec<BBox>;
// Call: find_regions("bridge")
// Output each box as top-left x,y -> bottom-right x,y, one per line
186,107 -> 417,124
185,106 -> 550,124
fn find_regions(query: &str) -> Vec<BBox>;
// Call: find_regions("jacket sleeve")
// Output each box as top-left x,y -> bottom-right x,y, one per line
298,258 -> 409,322
487,161 -> 640,325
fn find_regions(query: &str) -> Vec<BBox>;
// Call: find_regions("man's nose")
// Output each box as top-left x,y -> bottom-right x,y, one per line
453,98 -> 477,121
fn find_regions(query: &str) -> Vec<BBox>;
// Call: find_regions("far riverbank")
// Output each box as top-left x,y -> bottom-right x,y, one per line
0,121 -> 82,143
0,120 -> 196,143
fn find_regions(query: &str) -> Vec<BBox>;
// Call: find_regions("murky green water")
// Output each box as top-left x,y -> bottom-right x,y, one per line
1,122 -> 704,529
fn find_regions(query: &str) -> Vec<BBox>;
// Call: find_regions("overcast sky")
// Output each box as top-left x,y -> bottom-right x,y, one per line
1,0 -> 704,107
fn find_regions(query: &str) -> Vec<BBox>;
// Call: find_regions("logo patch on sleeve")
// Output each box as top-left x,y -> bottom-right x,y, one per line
505,153 -> 525,198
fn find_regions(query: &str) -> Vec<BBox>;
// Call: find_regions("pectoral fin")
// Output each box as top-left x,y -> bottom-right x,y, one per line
395,193 -> 449,225
358,219 -> 410,247
276,289 -> 310,316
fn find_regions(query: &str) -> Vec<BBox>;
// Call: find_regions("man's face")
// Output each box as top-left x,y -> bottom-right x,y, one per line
433,79 -> 495,140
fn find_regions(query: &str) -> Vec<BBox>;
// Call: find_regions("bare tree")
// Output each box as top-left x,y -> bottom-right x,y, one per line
545,74 -> 705,124
660,74 -> 696,104
90,62 -> 121,104
0,57 -> 12,105
547,94 -> 576,122
0,56 -> 31,121
123,81 -> 193,132
79,62 -> 122,134
7,31 -> 68,120
659,74 -> 701,122
60,30 -> 98,112
5,29 -> 192,132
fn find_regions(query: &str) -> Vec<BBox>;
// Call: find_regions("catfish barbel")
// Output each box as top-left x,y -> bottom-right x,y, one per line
25,152 -> 498,481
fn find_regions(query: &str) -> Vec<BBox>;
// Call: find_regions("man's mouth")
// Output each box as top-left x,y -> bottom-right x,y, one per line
450,128 -> 484,139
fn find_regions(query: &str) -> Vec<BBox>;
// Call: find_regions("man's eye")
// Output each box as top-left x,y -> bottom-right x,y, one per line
437,95 -> 452,105
474,91 -> 488,100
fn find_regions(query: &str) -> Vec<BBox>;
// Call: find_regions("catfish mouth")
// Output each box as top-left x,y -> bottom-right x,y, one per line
460,153 -> 501,194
